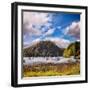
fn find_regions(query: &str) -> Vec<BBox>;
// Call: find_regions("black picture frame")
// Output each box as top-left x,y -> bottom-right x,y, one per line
11,2 -> 88,87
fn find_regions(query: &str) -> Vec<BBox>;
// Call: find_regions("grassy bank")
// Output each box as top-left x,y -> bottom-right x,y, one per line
23,61 -> 80,77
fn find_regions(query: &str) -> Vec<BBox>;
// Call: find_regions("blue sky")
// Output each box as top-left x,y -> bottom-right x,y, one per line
23,11 -> 80,48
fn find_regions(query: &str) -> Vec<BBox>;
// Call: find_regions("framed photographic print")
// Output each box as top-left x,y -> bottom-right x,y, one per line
11,2 -> 88,87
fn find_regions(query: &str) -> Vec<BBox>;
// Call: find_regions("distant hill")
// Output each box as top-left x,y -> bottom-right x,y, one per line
23,41 -> 64,57
63,41 -> 80,58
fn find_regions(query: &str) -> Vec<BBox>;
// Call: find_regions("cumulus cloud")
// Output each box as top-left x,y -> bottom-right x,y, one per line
23,12 -> 53,37
23,23 -> 41,36
23,12 -> 52,25
65,21 -> 80,39
44,37 -> 70,48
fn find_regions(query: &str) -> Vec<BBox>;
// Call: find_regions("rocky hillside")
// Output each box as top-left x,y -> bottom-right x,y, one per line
23,41 -> 64,57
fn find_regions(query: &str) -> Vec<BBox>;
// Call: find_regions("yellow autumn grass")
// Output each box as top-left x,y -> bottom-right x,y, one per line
23,61 -> 80,77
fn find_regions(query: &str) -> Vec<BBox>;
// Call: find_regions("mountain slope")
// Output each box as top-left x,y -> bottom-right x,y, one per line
23,41 -> 64,57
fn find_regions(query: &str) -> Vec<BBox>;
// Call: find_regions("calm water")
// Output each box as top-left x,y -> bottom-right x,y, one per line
23,56 -> 76,65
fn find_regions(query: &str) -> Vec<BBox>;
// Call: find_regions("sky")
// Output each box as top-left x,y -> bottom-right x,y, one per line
23,11 -> 80,48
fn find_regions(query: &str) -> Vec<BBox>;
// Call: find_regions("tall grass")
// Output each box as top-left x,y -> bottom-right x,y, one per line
23,61 -> 80,77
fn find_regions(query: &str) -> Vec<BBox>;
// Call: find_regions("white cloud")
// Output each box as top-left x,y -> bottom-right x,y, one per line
23,12 -> 51,25
44,37 -> 70,48
23,38 -> 41,48
24,23 -> 41,36
45,23 -> 52,28
24,36 -> 70,48
44,28 -> 55,36
65,21 -> 80,39
23,41 -> 30,48
23,12 -> 53,37
31,38 -> 41,44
